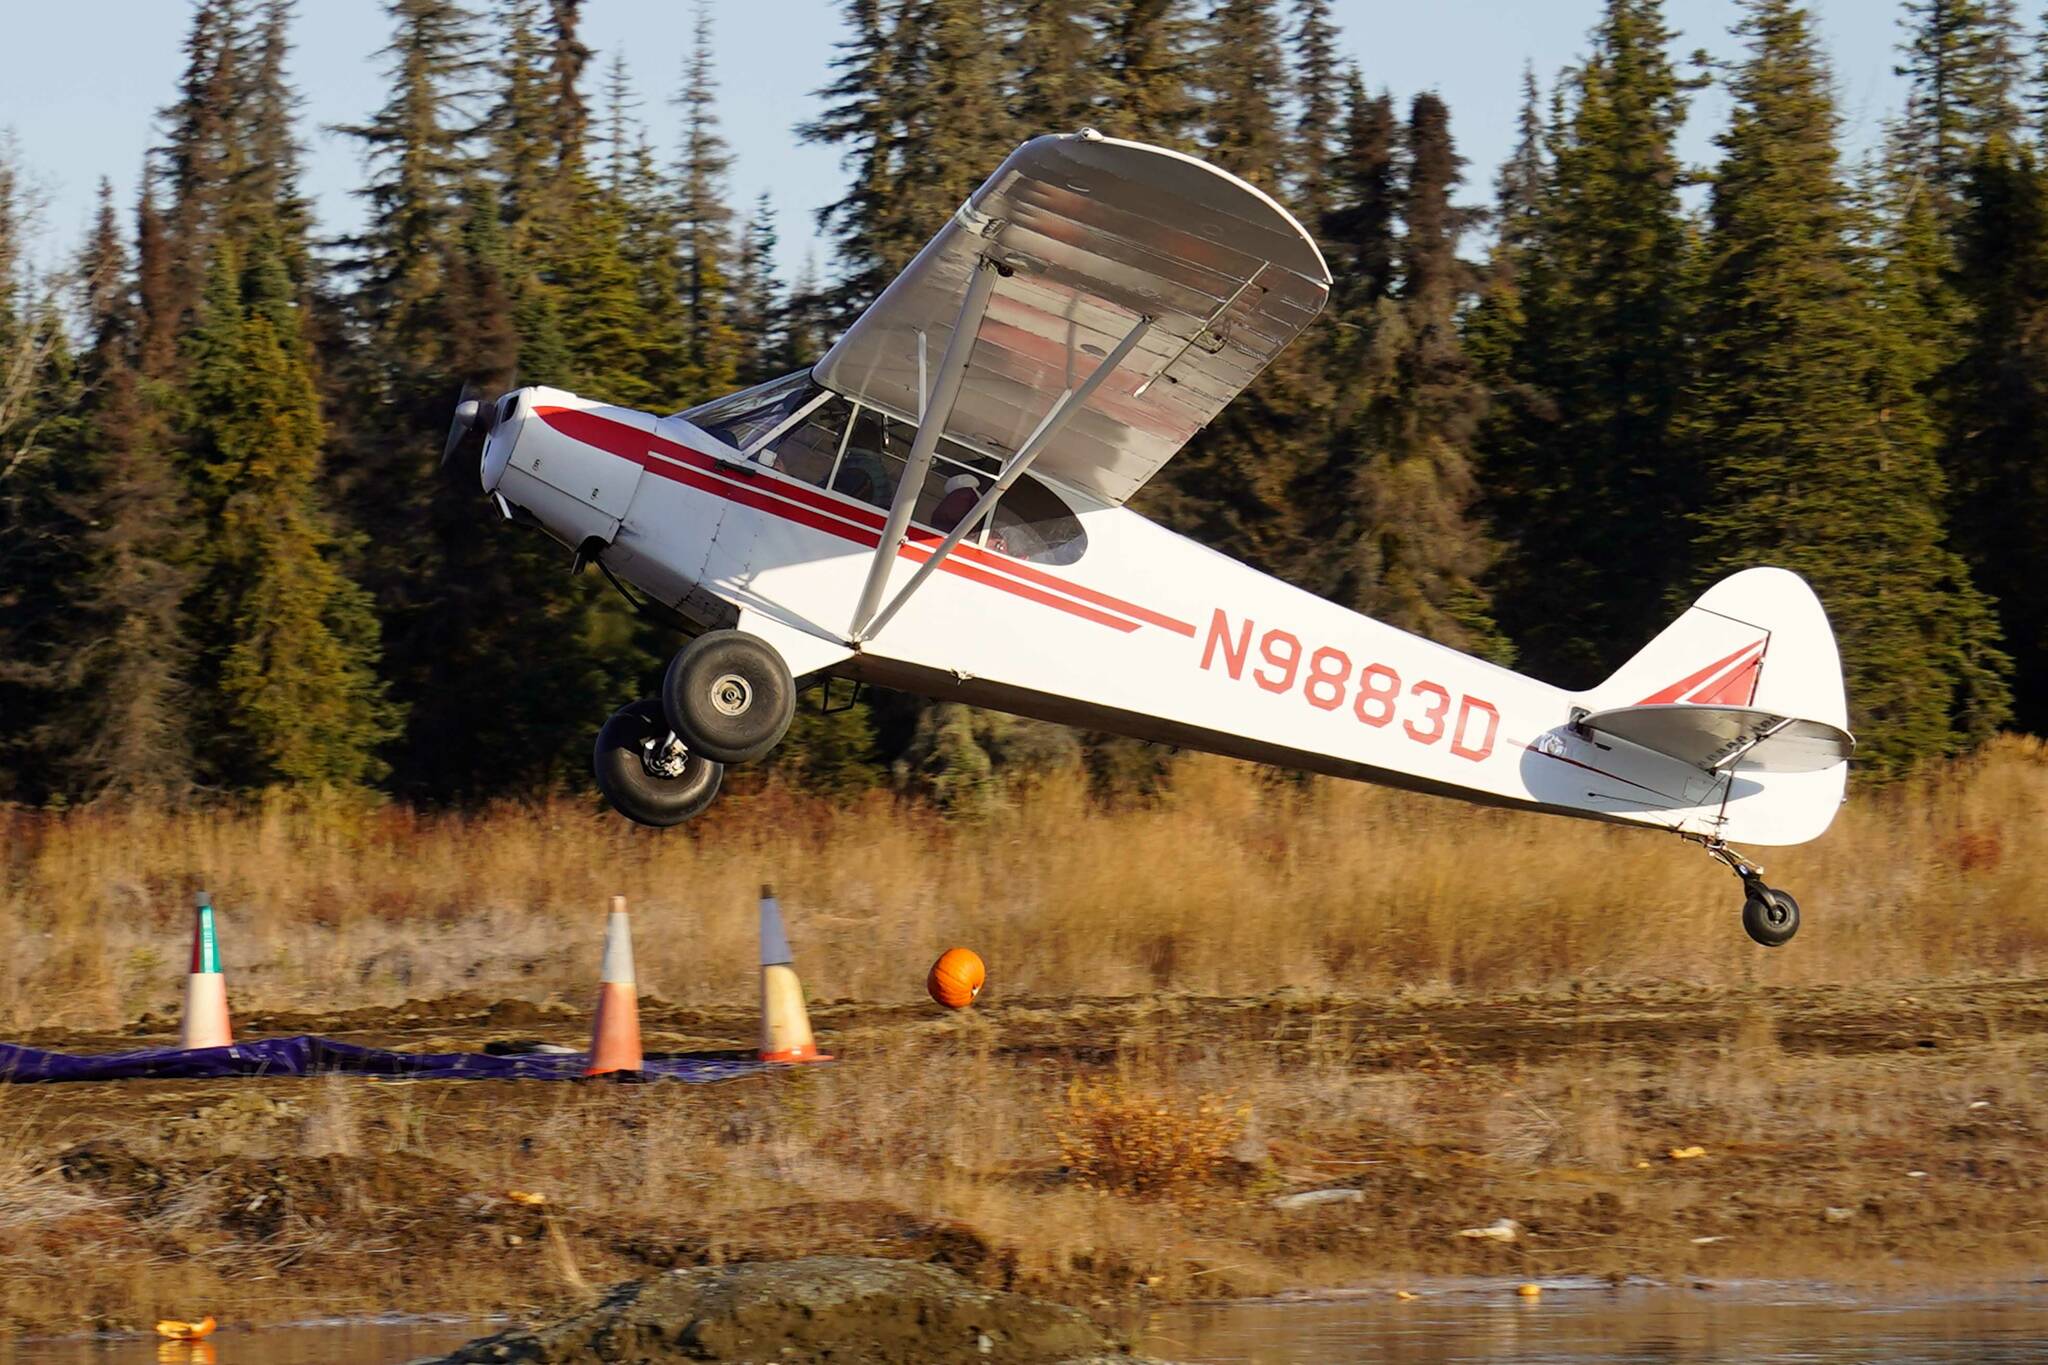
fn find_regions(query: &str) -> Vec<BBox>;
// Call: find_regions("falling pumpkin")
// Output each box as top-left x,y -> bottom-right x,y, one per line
926,948 -> 987,1009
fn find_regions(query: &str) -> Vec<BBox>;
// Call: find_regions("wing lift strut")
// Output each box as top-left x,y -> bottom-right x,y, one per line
846,256 -> 1153,643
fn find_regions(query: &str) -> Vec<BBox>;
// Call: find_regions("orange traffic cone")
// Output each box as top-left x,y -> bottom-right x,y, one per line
585,896 -> 644,1076
178,892 -> 233,1050
758,885 -> 829,1064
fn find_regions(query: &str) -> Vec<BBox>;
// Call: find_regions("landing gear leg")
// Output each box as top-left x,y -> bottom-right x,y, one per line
1700,839 -> 1801,948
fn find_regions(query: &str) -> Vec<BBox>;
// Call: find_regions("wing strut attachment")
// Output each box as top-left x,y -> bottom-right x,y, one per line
848,258 -> 1004,641
856,310 -> 1155,643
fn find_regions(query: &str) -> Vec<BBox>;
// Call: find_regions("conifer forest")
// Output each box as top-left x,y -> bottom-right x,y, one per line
1,0 -> 2043,810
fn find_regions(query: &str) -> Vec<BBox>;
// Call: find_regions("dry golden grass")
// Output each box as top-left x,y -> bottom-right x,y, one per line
2,736 -> 2044,1030
1051,1076 -> 1247,1199
5,1000 -> 2043,1334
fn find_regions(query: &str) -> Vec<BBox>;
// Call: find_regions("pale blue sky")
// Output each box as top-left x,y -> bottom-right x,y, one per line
3,1 -> 1912,282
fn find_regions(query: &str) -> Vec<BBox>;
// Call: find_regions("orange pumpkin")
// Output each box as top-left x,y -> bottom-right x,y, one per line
926,948 -> 987,1009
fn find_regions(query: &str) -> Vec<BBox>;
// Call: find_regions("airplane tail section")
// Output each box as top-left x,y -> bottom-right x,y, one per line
1578,567 -> 1852,845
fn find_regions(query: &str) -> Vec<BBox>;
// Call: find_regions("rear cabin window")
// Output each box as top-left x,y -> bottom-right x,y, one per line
989,477 -> 1087,566
692,380 -> 1088,565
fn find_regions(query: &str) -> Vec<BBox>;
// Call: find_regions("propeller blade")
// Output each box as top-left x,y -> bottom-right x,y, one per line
441,383 -> 481,469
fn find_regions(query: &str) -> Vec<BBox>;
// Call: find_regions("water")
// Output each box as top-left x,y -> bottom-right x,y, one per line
0,1317 -> 482,1365
1138,1282 -> 2048,1363
3,1287 -> 2046,1364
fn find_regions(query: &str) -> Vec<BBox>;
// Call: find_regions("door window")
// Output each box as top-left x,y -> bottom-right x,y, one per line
759,396 -> 852,487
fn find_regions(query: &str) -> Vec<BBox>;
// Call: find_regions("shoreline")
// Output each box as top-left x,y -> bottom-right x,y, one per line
2,982 -> 2044,1337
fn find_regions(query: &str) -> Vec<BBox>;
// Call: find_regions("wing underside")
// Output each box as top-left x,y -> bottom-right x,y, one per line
812,131 -> 1332,506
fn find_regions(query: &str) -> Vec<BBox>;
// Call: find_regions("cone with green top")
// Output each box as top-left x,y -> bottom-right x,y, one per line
179,891 -> 233,1050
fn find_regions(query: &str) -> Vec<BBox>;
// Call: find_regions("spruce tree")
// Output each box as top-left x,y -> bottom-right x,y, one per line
1320,78 -> 1398,317
1007,0 -> 1104,134
0,154 -> 90,798
1690,0 -> 2009,777
157,0 -> 245,336
1946,138 -> 2048,729
1483,0 -> 1697,685
1289,0 -> 1343,224
1896,0 -> 2024,216
891,0 -> 1017,257
800,0 -> 901,315
672,0 -> 741,400
731,193 -> 786,386
1294,77 -> 1395,590
547,0 -> 591,165
55,184 -> 197,801
1142,0 -> 1319,580
1097,0 -> 1197,146
1466,66 -> 1545,380
1197,0 -> 1291,191
1321,96 -> 1505,656
244,0 -> 316,286
618,127 -> 691,406
184,236 -> 399,788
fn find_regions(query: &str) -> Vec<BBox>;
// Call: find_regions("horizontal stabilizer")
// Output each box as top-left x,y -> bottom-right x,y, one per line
1580,704 -> 1854,775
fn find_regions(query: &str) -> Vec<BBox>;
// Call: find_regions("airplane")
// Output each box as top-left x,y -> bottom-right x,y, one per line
443,130 -> 1853,950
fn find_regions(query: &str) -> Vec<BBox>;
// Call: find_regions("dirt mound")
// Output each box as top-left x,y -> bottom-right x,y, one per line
427,1256 -> 1142,1364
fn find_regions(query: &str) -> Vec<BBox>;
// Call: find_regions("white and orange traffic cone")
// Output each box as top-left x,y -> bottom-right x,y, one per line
178,891 -> 233,1050
758,885 -> 829,1064
585,895 -> 644,1076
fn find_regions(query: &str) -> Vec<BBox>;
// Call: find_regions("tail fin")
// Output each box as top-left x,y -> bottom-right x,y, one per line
1580,567 -> 1851,845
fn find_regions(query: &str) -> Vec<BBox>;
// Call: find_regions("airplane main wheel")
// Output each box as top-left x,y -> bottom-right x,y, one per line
593,699 -> 723,827
1741,887 -> 1800,948
662,630 -> 796,765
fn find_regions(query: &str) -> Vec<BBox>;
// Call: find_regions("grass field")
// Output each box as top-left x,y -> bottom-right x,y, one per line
2,736 -> 2042,1030
1,739 -> 2042,1334
2,983 -> 2044,1334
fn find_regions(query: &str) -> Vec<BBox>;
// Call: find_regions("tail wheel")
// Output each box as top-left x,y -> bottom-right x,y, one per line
1741,887 -> 1800,948
661,630 -> 797,765
593,699 -> 722,827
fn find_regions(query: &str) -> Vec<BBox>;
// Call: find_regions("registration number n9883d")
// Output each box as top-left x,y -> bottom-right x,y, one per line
1200,610 -> 1499,762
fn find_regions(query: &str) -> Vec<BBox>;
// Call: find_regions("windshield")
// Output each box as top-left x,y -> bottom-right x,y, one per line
688,381 -> 1091,566
675,371 -> 817,453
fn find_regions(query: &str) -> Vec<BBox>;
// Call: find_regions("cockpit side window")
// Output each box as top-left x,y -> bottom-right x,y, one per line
676,371 -> 815,452
759,396 -> 852,487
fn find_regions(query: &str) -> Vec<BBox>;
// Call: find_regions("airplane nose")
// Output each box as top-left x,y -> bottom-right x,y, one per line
480,390 -> 521,492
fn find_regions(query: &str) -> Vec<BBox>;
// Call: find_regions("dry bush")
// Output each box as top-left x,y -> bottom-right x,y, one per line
1050,1075 -> 1245,1199
0,736 -> 2043,1028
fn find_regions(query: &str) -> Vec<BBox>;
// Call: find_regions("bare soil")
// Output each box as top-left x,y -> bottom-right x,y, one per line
3,981 -> 2044,1340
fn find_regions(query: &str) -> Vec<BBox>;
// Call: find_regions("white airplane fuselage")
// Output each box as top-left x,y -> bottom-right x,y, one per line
480,384 -> 1845,848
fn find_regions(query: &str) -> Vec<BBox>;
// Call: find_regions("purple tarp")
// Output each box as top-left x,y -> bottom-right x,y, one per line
0,1035 -> 765,1083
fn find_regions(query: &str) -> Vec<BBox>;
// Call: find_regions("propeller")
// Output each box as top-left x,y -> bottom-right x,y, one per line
441,382 -> 485,470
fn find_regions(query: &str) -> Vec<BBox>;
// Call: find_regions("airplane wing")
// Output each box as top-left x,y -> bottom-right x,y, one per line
812,131 -> 1332,507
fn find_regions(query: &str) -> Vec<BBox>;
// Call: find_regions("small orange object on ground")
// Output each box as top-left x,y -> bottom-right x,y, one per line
154,1315 -> 217,1340
927,948 -> 987,1009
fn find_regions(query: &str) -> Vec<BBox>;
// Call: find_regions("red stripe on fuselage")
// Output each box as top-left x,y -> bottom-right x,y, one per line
535,406 -> 1189,636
